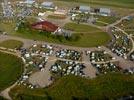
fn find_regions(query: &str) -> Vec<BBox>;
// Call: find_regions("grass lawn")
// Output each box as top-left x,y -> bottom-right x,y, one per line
56,0 -> 134,9
94,21 -> 108,26
10,73 -> 134,100
47,15 -> 66,19
8,22 -> 110,47
63,22 -> 111,47
0,18 -> 110,47
64,22 -> 101,32
0,52 -> 23,92
68,32 -> 110,47
0,21 -> 16,33
0,40 -> 23,49
94,15 -> 119,24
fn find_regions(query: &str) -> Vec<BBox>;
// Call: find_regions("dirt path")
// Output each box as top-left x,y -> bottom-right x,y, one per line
0,83 -> 17,100
28,57 -> 55,87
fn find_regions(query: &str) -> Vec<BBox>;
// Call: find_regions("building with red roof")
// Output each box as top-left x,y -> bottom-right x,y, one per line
31,21 -> 59,33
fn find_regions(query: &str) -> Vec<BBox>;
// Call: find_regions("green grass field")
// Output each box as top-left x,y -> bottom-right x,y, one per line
47,15 -> 66,19
10,73 -> 134,100
56,0 -> 134,9
64,22 -> 101,32
0,40 -> 23,49
0,20 -> 110,47
0,21 -> 16,33
63,22 -> 111,47
0,52 -> 23,91
10,22 -> 110,47
95,21 -> 107,26
95,15 -> 119,24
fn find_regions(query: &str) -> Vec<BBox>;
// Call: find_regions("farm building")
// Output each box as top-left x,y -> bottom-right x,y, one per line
23,0 -> 35,7
79,6 -> 90,13
99,8 -> 111,16
41,2 -> 55,9
24,0 -> 35,4
31,21 -> 59,33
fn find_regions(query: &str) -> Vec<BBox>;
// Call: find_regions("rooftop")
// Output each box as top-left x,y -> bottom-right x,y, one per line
79,6 -> 90,11
100,8 -> 111,13
31,21 -> 58,32
41,2 -> 54,6
24,0 -> 35,4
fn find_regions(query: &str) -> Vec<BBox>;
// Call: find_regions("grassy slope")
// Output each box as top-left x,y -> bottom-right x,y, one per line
10,22 -> 110,47
63,22 -> 111,47
56,0 -> 134,9
0,22 -> 16,33
0,52 -> 23,91
0,40 -> 23,49
10,73 -> 134,100
64,22 -> 101,32
47,15 -> 66,19
95,15 -> 119,24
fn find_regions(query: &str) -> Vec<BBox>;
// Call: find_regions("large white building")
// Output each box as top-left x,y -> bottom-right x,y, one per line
41,2 -> 55,9
99,8 -> 111,16
24,0 -> 35,5
79,6 -> 90,13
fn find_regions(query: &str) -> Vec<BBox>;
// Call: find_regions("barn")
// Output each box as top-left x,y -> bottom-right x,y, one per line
31,21 -> 59,33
